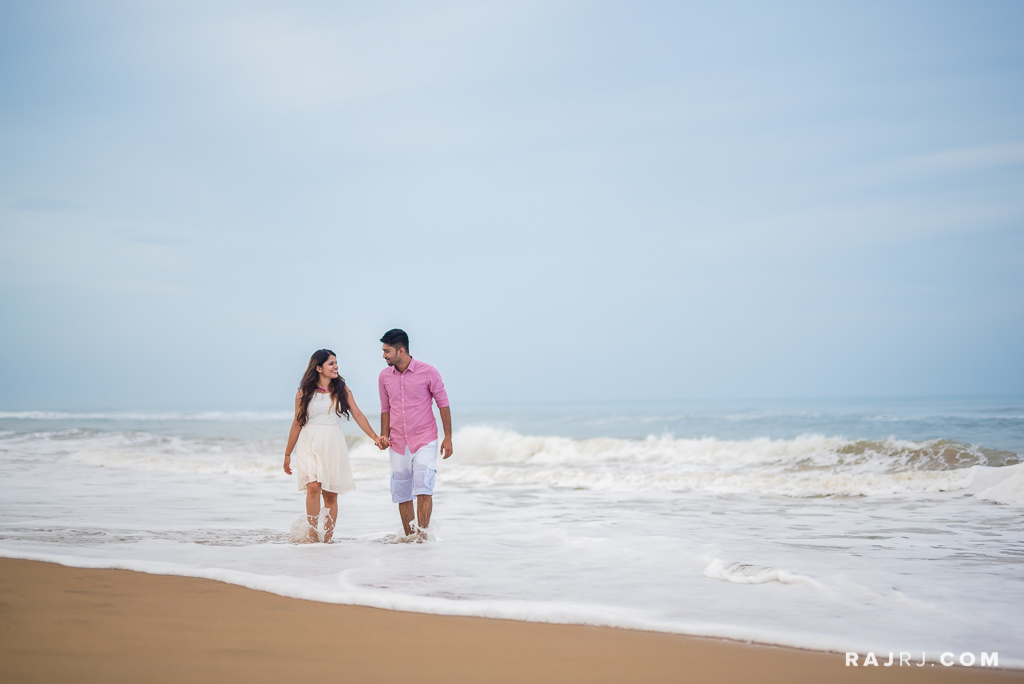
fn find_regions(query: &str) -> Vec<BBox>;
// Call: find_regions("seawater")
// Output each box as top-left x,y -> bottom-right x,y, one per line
1,397 -> 1023,665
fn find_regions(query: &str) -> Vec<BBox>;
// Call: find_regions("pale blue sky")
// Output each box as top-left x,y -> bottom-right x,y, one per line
1,1 -> 1022,409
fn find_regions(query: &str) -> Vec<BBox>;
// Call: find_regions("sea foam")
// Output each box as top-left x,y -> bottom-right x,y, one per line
2,402 -> 1023,666
14,424 -> 1020,501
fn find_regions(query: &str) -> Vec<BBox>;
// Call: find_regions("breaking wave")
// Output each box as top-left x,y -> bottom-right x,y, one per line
446,426 -> 1022,501
3,424 -> 1021,503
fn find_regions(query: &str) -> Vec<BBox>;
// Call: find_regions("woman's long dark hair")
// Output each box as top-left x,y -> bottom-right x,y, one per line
296,349 -> 350,426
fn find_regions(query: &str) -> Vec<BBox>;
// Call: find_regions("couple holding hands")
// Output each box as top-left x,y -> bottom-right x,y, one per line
283,329 -> 452,543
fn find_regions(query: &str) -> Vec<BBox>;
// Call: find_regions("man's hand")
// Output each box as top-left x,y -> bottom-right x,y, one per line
441,436 -> 453,459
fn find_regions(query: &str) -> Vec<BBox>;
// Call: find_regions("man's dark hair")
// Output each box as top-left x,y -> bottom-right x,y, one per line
380,328 -> 409,352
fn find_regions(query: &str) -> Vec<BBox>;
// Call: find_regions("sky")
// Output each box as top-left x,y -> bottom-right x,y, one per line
1,1 -> 1022,410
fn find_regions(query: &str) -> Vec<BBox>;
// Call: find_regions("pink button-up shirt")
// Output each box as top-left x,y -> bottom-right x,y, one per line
378,358 -> 450,454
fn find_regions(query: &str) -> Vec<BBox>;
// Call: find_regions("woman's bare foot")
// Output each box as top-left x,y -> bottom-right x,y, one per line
305,516 -> 319,543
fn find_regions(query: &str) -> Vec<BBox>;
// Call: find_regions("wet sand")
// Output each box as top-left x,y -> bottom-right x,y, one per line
1,558 -> 1020,683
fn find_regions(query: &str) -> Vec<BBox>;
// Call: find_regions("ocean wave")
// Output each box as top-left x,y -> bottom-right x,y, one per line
0,410 -> 293,421
443,426 -> 1021,500
5,424 -> 1022,502
443,461 -> 981,497
965,464 -> 1024,506
454,426 -> 1019,472
65,438 -> 390,479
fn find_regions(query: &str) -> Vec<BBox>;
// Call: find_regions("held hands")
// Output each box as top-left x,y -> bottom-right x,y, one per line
374,435 -> 391,450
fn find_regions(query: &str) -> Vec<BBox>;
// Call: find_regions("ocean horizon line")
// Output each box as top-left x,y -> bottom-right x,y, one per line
2,393 -> 1023,414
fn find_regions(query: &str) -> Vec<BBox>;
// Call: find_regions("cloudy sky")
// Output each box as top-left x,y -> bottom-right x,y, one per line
1,1 -> 1022,410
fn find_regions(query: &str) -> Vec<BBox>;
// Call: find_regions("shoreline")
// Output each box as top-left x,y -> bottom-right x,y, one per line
1,558 -> 1021,683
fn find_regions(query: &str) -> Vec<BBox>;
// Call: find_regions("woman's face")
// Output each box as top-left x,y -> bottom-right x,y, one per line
317,355 -> 339,380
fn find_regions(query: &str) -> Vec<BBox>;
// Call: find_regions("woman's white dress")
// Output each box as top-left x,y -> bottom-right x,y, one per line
293,392 -> 355,494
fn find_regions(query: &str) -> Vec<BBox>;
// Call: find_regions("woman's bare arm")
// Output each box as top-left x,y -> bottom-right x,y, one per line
283,390 -> 302,474
347,387 -> 387,449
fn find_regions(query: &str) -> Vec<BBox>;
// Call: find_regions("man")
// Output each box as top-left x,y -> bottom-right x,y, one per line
378,328 -> 453,538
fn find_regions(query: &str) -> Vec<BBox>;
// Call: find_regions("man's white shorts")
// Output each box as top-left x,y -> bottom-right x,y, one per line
389,440 -> 438,504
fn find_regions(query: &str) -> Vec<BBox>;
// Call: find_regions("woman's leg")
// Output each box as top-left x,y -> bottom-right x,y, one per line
305,482 -> 322,542
321,491 -> 339,543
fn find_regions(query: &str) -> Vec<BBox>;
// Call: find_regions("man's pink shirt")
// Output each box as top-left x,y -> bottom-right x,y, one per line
378,358 -> 450,454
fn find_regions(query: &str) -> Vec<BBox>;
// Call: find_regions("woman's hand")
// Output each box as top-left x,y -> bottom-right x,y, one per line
283,454 -> 292,475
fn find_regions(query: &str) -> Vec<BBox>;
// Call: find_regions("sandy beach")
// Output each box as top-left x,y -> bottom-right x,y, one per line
0,558 -> 1020,684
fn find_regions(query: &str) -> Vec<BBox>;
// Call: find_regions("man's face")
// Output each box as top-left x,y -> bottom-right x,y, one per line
382,344 -> 401,367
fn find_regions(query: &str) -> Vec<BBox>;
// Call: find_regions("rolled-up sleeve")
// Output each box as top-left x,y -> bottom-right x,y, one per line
429,368 -> 449,409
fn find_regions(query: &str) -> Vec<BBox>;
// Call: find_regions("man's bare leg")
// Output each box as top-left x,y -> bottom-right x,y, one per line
398,500 -> 415,536
322,491 -> 338,543
416,494 -> 433,535
305,482 -> 322,542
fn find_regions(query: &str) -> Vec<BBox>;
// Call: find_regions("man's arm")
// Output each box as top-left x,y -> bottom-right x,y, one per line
439,406 -> 452,459
427,366 -> 452,458
380,411 -> 391,449
378,372 -> 391,449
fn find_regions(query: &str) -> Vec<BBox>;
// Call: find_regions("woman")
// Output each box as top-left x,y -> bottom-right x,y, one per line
284,349 -> 386,543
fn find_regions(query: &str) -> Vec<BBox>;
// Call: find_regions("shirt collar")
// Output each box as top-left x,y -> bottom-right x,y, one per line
391,357 -> 418,374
